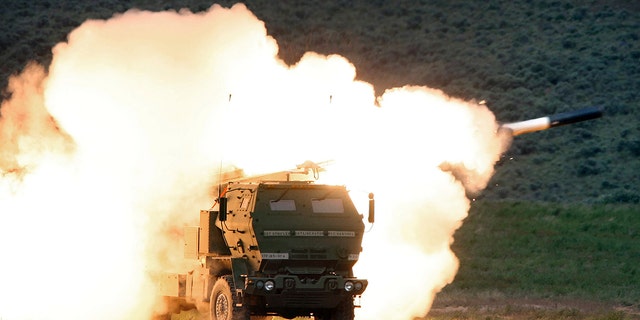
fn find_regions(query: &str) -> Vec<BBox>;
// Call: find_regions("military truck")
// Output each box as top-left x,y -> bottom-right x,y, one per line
158,107 -> 601,320
158,162 -> 374,320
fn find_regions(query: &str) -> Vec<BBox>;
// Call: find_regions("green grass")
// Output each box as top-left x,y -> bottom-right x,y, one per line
427,307 -> 634,320
451,201 -> 640,301
430,201 -> 640,318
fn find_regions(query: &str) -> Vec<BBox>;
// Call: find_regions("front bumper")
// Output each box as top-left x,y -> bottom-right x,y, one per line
244,275 -> 367,309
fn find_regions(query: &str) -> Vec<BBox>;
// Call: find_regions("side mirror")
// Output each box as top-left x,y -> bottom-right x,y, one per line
219,197 -> 228,221
368,193 -> 375,223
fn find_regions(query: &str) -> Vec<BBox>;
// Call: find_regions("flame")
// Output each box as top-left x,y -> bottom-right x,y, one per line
0,4 -> 508,320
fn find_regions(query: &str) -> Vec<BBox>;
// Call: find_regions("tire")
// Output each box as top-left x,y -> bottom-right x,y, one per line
210,275 -> 249,320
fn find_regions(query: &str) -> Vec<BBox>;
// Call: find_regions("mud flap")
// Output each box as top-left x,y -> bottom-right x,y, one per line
231,258 -> 250,304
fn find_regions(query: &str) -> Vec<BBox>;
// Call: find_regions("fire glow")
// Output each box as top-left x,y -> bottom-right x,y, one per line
0,4 -> 508,320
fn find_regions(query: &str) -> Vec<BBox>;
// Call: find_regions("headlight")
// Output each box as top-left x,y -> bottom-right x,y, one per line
255,280 -> 264,289
344,281 -> 354,292
264,280 -> 275,291
354,281 -> 363,292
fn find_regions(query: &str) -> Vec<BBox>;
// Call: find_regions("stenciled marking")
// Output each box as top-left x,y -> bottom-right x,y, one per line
264,230 -> 354,237
348,254 -> 359,261
262,252 -> 289,259
264,230 -> 291,236
295,230 -> 324,237
328,231 -> 355,237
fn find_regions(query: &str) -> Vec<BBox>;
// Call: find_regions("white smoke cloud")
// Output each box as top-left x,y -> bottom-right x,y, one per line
0,4 -> 506,320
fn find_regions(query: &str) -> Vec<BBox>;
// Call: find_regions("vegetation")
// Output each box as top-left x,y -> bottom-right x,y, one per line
1,0 -> 638,204
458,203 -> 639,301
429,201 -> 640,319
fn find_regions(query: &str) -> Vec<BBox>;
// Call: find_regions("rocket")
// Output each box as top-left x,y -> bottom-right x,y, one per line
499,106 -> 602,136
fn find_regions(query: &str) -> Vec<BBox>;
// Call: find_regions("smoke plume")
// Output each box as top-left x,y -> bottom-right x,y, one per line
0,4 -> 508,319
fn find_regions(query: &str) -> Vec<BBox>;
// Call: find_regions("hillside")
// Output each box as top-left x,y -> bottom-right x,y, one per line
430,201 -> 640,319
1,2 -> 639,319
1,0 -> 638,203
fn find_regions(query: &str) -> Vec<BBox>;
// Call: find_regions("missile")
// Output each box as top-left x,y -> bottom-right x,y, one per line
499,106 -> 602,136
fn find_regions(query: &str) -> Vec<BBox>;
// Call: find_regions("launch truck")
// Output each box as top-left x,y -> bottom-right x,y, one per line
158,106 -> 601,320
158,163 -> 373,320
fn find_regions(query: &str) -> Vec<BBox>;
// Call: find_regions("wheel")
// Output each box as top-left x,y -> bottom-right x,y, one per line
315,298 -> 354,320
210,275 -> 249,320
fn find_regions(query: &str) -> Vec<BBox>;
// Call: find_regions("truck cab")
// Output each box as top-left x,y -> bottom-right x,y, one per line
160,165 -> 371,320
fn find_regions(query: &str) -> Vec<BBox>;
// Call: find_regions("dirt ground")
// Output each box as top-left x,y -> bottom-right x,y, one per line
159,295 -> 640,320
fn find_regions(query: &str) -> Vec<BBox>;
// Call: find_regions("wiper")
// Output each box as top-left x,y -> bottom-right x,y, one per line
273,188 -> 291,202
316,188 -> 336,201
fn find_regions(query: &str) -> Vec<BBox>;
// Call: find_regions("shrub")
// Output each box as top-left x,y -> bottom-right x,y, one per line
603,191 -> 640,204
617,139 -> 640,157
575,159 -> 604,176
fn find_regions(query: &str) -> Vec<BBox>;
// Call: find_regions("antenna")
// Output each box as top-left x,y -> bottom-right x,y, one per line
216,93 -> 232,222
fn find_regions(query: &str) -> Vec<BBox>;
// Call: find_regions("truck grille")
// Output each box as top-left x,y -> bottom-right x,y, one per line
290,248 -> 327,260
283,292 -> 328,307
